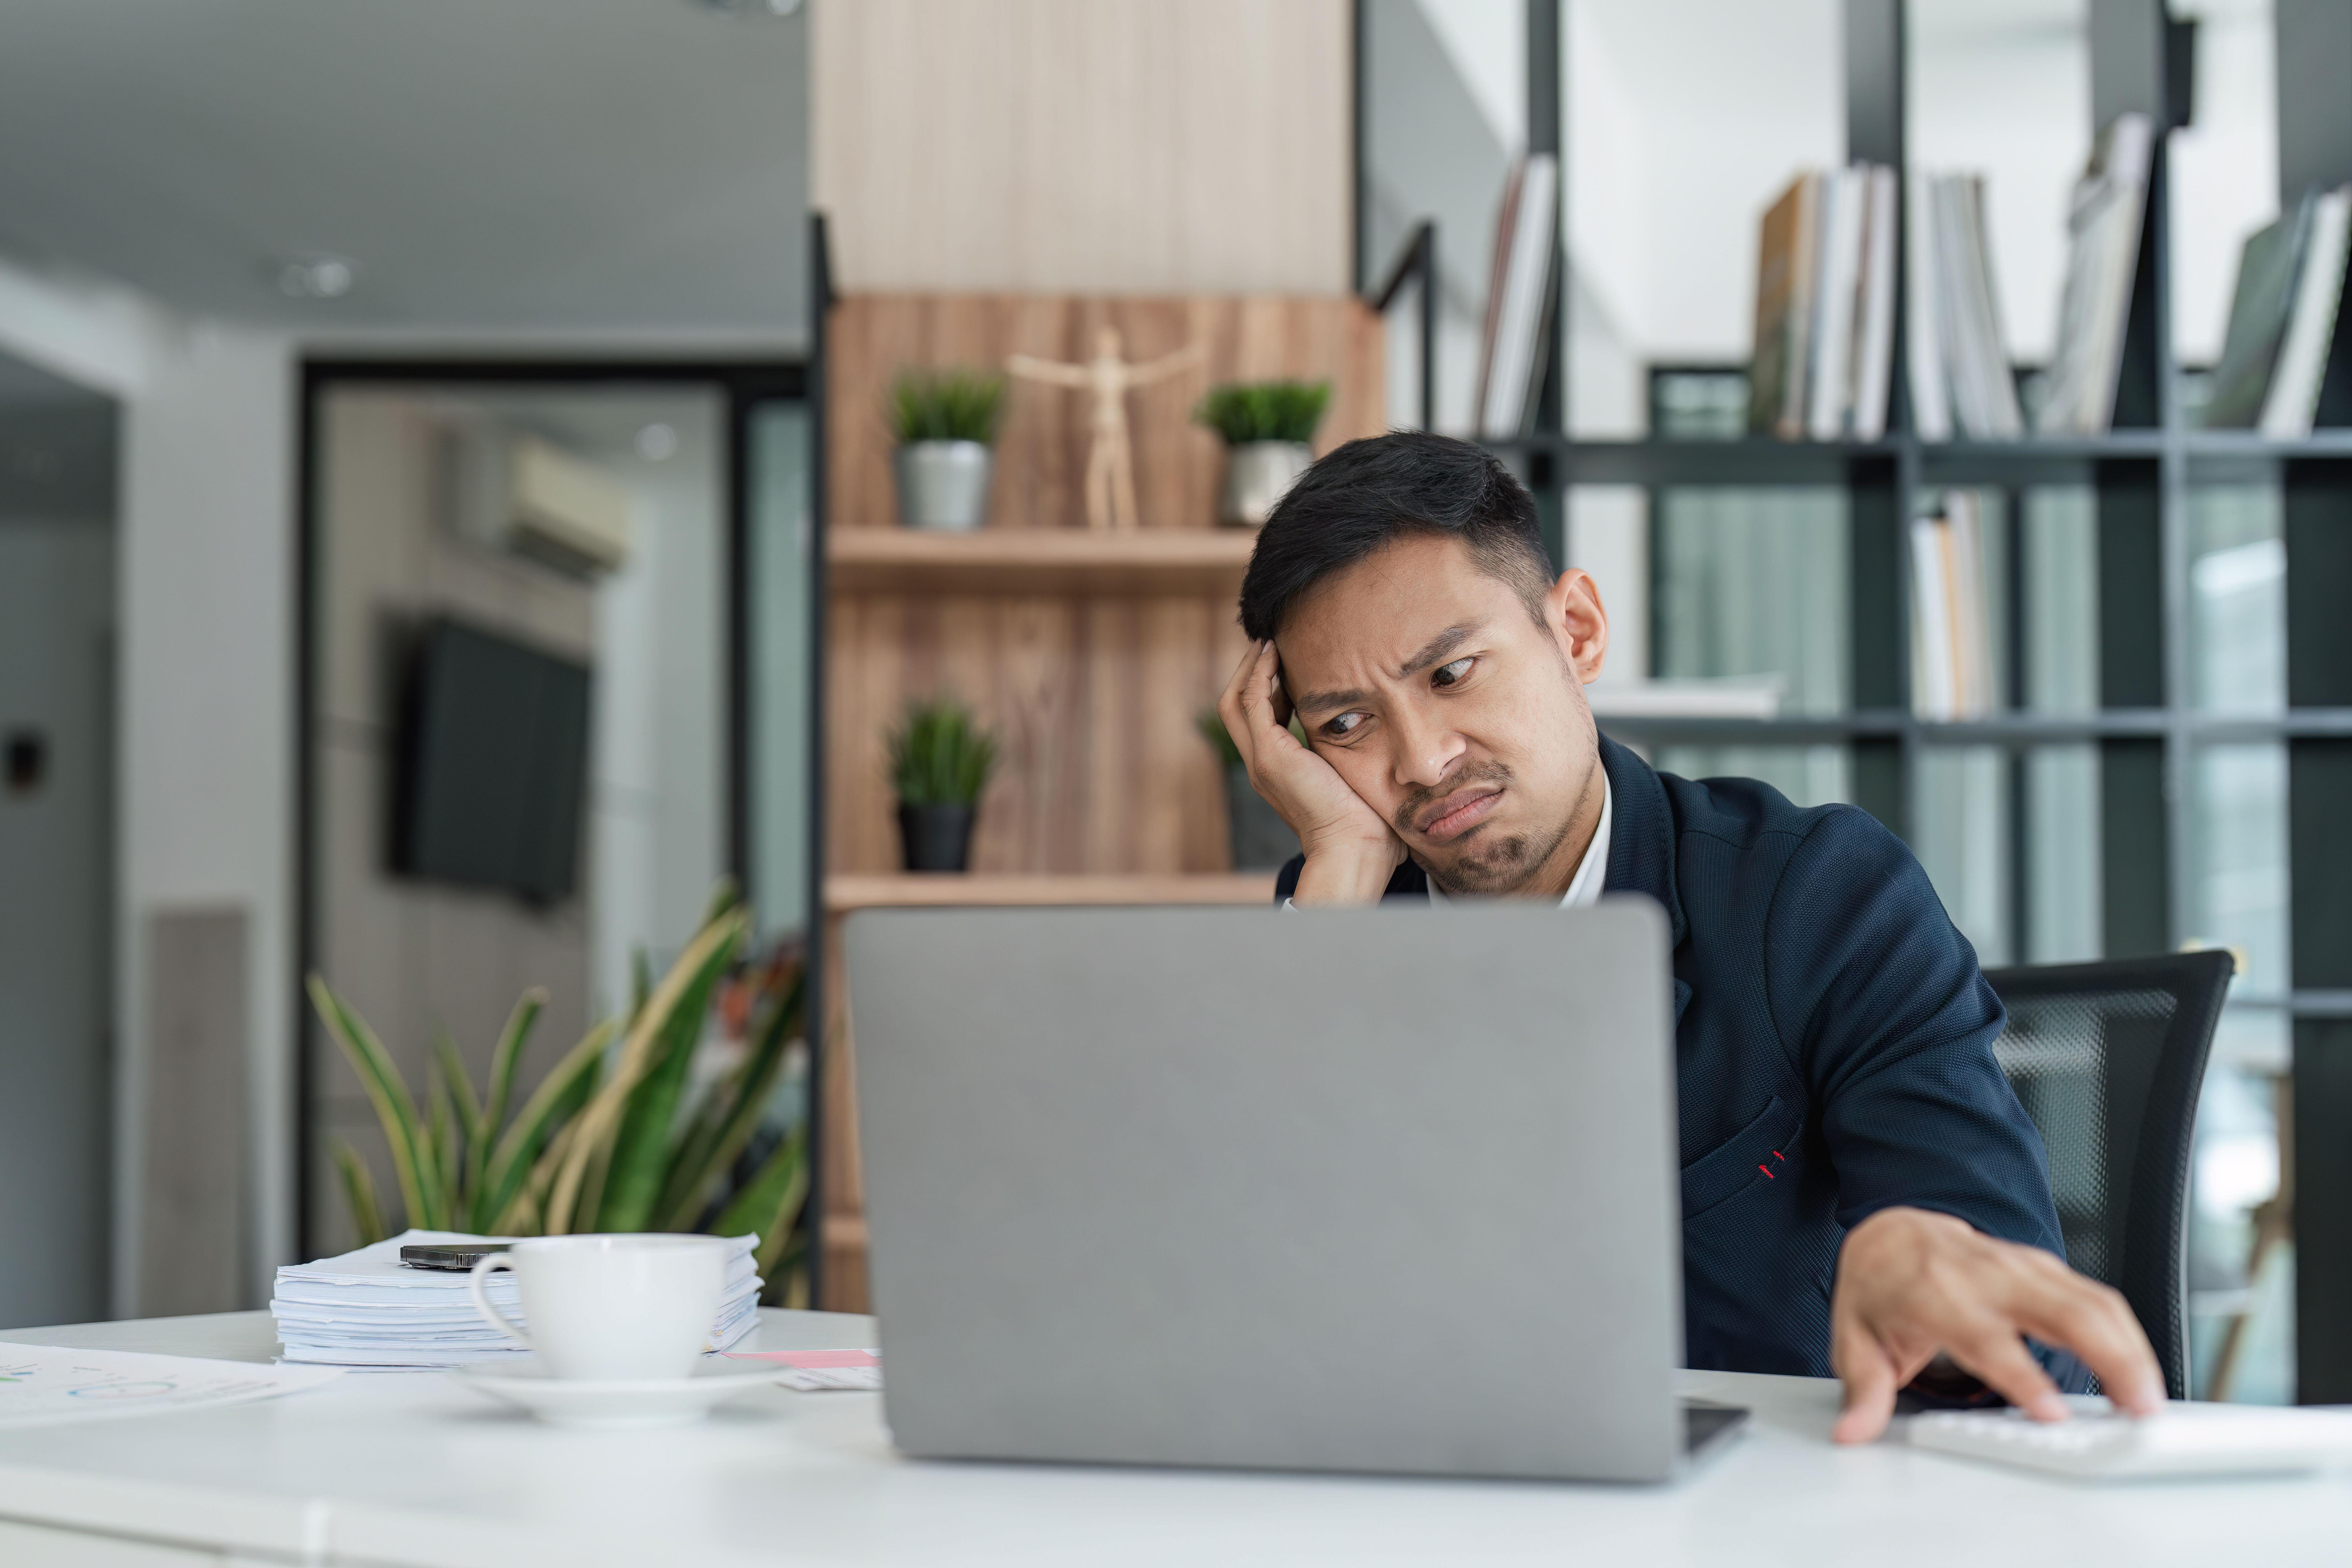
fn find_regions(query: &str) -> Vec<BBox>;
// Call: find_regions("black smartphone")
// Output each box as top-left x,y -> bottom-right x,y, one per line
398,1242 -> 508,1272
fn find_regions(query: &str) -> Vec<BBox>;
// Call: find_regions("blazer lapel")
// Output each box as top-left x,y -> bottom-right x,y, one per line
1597,733 -> 1692,1021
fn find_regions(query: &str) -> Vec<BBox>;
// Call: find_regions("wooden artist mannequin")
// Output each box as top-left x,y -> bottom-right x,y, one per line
1008,327 -> 1204,530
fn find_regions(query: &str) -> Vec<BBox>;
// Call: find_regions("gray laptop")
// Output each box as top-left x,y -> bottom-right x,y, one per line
845,899 -> 1743,1483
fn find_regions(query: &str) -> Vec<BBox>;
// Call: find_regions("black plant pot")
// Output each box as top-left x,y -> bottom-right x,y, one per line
898,802 -> 976,873
1223,764 -> 1301,871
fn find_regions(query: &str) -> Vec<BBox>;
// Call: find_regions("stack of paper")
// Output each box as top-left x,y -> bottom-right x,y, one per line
271,1229 -> 762,1369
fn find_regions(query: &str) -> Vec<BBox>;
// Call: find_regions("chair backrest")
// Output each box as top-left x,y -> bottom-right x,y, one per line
1980,950 -> 2234,1400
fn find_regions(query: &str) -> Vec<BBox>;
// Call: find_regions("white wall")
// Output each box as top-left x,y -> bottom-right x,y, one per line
0,256 -> 295,1311
1568,0 -> 1843,369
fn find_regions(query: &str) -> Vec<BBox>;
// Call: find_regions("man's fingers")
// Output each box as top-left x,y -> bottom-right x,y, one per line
1232,641 -> 1304,754
1830,1334 -> 1900,1445
1218,641 -> 1275,766
1945,1327 -> 2067,1422
2015,1277 -> 2166,1416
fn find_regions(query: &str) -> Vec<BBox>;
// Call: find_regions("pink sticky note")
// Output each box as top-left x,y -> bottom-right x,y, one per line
725,1349 -> 880,1369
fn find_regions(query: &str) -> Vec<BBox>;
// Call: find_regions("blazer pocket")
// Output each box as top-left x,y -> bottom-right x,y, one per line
1680,1092 -> 1804,1220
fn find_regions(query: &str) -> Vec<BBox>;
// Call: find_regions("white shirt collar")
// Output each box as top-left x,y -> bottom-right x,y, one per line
1426,773 -> 1611,908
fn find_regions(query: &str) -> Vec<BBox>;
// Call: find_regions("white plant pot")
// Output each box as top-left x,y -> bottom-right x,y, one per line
1219,440 -> 1314,528
894,441 -> 993,531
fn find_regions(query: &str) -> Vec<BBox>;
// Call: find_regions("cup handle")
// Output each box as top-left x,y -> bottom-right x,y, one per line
468,1253 -> 530,1348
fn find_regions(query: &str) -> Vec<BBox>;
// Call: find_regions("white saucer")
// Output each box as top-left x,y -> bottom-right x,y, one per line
449,1357 -> 784,1430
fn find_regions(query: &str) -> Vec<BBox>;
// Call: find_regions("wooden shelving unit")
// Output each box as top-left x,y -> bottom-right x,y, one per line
827,525 -> 1256,594
807,289 -> 1383,1312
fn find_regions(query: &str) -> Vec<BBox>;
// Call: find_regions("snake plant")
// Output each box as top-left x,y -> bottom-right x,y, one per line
309,887 -> 811,1296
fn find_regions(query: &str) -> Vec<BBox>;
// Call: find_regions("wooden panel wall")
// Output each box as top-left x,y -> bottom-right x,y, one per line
830,594 -> 1241,874
810,0 -> 1351,294
825,294 -> 1384,876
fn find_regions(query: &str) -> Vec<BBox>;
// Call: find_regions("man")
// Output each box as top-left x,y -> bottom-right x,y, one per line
1218,431 -> 2162,1444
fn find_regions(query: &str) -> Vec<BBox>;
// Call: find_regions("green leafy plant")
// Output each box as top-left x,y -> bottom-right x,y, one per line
888,696 -> 1000,807
1196,704 -> 1305,767
888,368 -> 1008,446
309,887 -> 812,1296
1193,380 -> 1332,446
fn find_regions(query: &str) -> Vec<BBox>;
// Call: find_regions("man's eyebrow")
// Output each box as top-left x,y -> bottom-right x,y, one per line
1291,684 -> 1369,716
1289,620 -> 1489,716
1398,621 -> 1484,677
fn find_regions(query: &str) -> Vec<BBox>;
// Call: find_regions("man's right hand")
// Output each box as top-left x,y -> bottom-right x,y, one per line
1217,640 -> 1404,903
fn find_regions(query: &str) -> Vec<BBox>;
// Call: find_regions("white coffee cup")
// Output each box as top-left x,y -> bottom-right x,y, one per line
469,1234 -> 730,1381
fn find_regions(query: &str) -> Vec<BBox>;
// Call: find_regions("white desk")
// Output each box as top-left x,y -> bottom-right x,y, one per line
0,1310 -> 2345,1568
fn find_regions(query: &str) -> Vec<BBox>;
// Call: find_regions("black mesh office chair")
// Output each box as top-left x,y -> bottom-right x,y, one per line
1979,950 -> 2235,1400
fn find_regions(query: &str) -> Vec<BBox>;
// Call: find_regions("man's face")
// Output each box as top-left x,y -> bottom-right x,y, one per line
1274,533 -> 1609,896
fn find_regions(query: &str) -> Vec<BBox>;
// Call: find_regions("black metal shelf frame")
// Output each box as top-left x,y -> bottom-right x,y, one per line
1461,0 -> 2352,1400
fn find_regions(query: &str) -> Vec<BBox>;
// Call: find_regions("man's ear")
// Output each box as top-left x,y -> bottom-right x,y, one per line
1543,569 -> 1609,684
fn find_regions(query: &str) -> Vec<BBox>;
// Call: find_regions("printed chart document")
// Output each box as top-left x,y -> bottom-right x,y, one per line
726,1347 -> 882,1391
0,1342 -> 342,1428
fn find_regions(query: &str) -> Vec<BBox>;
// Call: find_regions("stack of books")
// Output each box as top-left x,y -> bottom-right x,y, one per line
1911,113 -> 2159,439
1747,162 -> 1899,441
1908,492 -> 1995,721
2035,112 -> 2157,435
2204,183 -> 2352,435
1910,172 -> 2023,439
271,1230 -> 763,1369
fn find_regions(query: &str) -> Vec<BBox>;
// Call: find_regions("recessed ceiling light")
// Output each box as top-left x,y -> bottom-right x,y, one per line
636,423 -> 679,461
696,0 -> 801,15
276,255 -> 356,299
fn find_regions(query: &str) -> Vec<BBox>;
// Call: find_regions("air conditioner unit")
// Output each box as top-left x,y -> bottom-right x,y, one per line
444,423 -> 633,579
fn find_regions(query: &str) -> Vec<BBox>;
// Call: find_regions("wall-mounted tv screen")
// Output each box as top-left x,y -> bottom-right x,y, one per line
394,618 -> 592,904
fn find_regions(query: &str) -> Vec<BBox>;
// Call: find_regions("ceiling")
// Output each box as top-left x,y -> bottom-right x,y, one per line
0,1 -> 808,342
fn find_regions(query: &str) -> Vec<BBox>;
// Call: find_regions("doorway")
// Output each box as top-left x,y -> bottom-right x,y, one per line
0,352 -> 118,1327
298,362 -> 816,1289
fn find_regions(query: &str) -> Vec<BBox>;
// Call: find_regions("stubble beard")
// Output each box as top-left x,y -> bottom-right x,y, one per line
1397,760 -> 1575,896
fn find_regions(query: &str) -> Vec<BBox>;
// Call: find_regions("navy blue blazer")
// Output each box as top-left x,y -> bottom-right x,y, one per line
1275,734 -> 2082,1382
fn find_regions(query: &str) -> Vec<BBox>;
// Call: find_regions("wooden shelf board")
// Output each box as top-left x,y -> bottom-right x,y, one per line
826,872 -> 1278,912
827,526 -> 1256,593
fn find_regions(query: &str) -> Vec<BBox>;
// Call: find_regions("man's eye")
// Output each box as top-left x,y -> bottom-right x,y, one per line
1432,656 -> 1476,688
1322,711 -> 1367,739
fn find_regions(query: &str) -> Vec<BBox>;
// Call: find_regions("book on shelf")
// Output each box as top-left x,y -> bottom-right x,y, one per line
1585,676 -> 1784,722
1906,175 -> 1953,441
1908,491 -> 1995,721
1747,163 -> 1896,441
1749,172 -> 1820,439
1850,165 -> 1900,441
1919,172 -> 2024,439
2257,186 -> 2352,437
2204,193 -> 2317,428
2035,112 -> 2155,435
1475,152 -> 1560,440
1807,167 -> 1867,441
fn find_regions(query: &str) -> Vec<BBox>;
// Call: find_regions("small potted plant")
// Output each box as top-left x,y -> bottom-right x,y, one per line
1198,707 -> 1302,871
1193,379 -> 1331,527
889,369 -> 1007,531
888,696 -> 999,872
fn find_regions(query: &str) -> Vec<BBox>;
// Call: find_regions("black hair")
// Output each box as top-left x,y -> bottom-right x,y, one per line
1236,431 -> 1554,642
